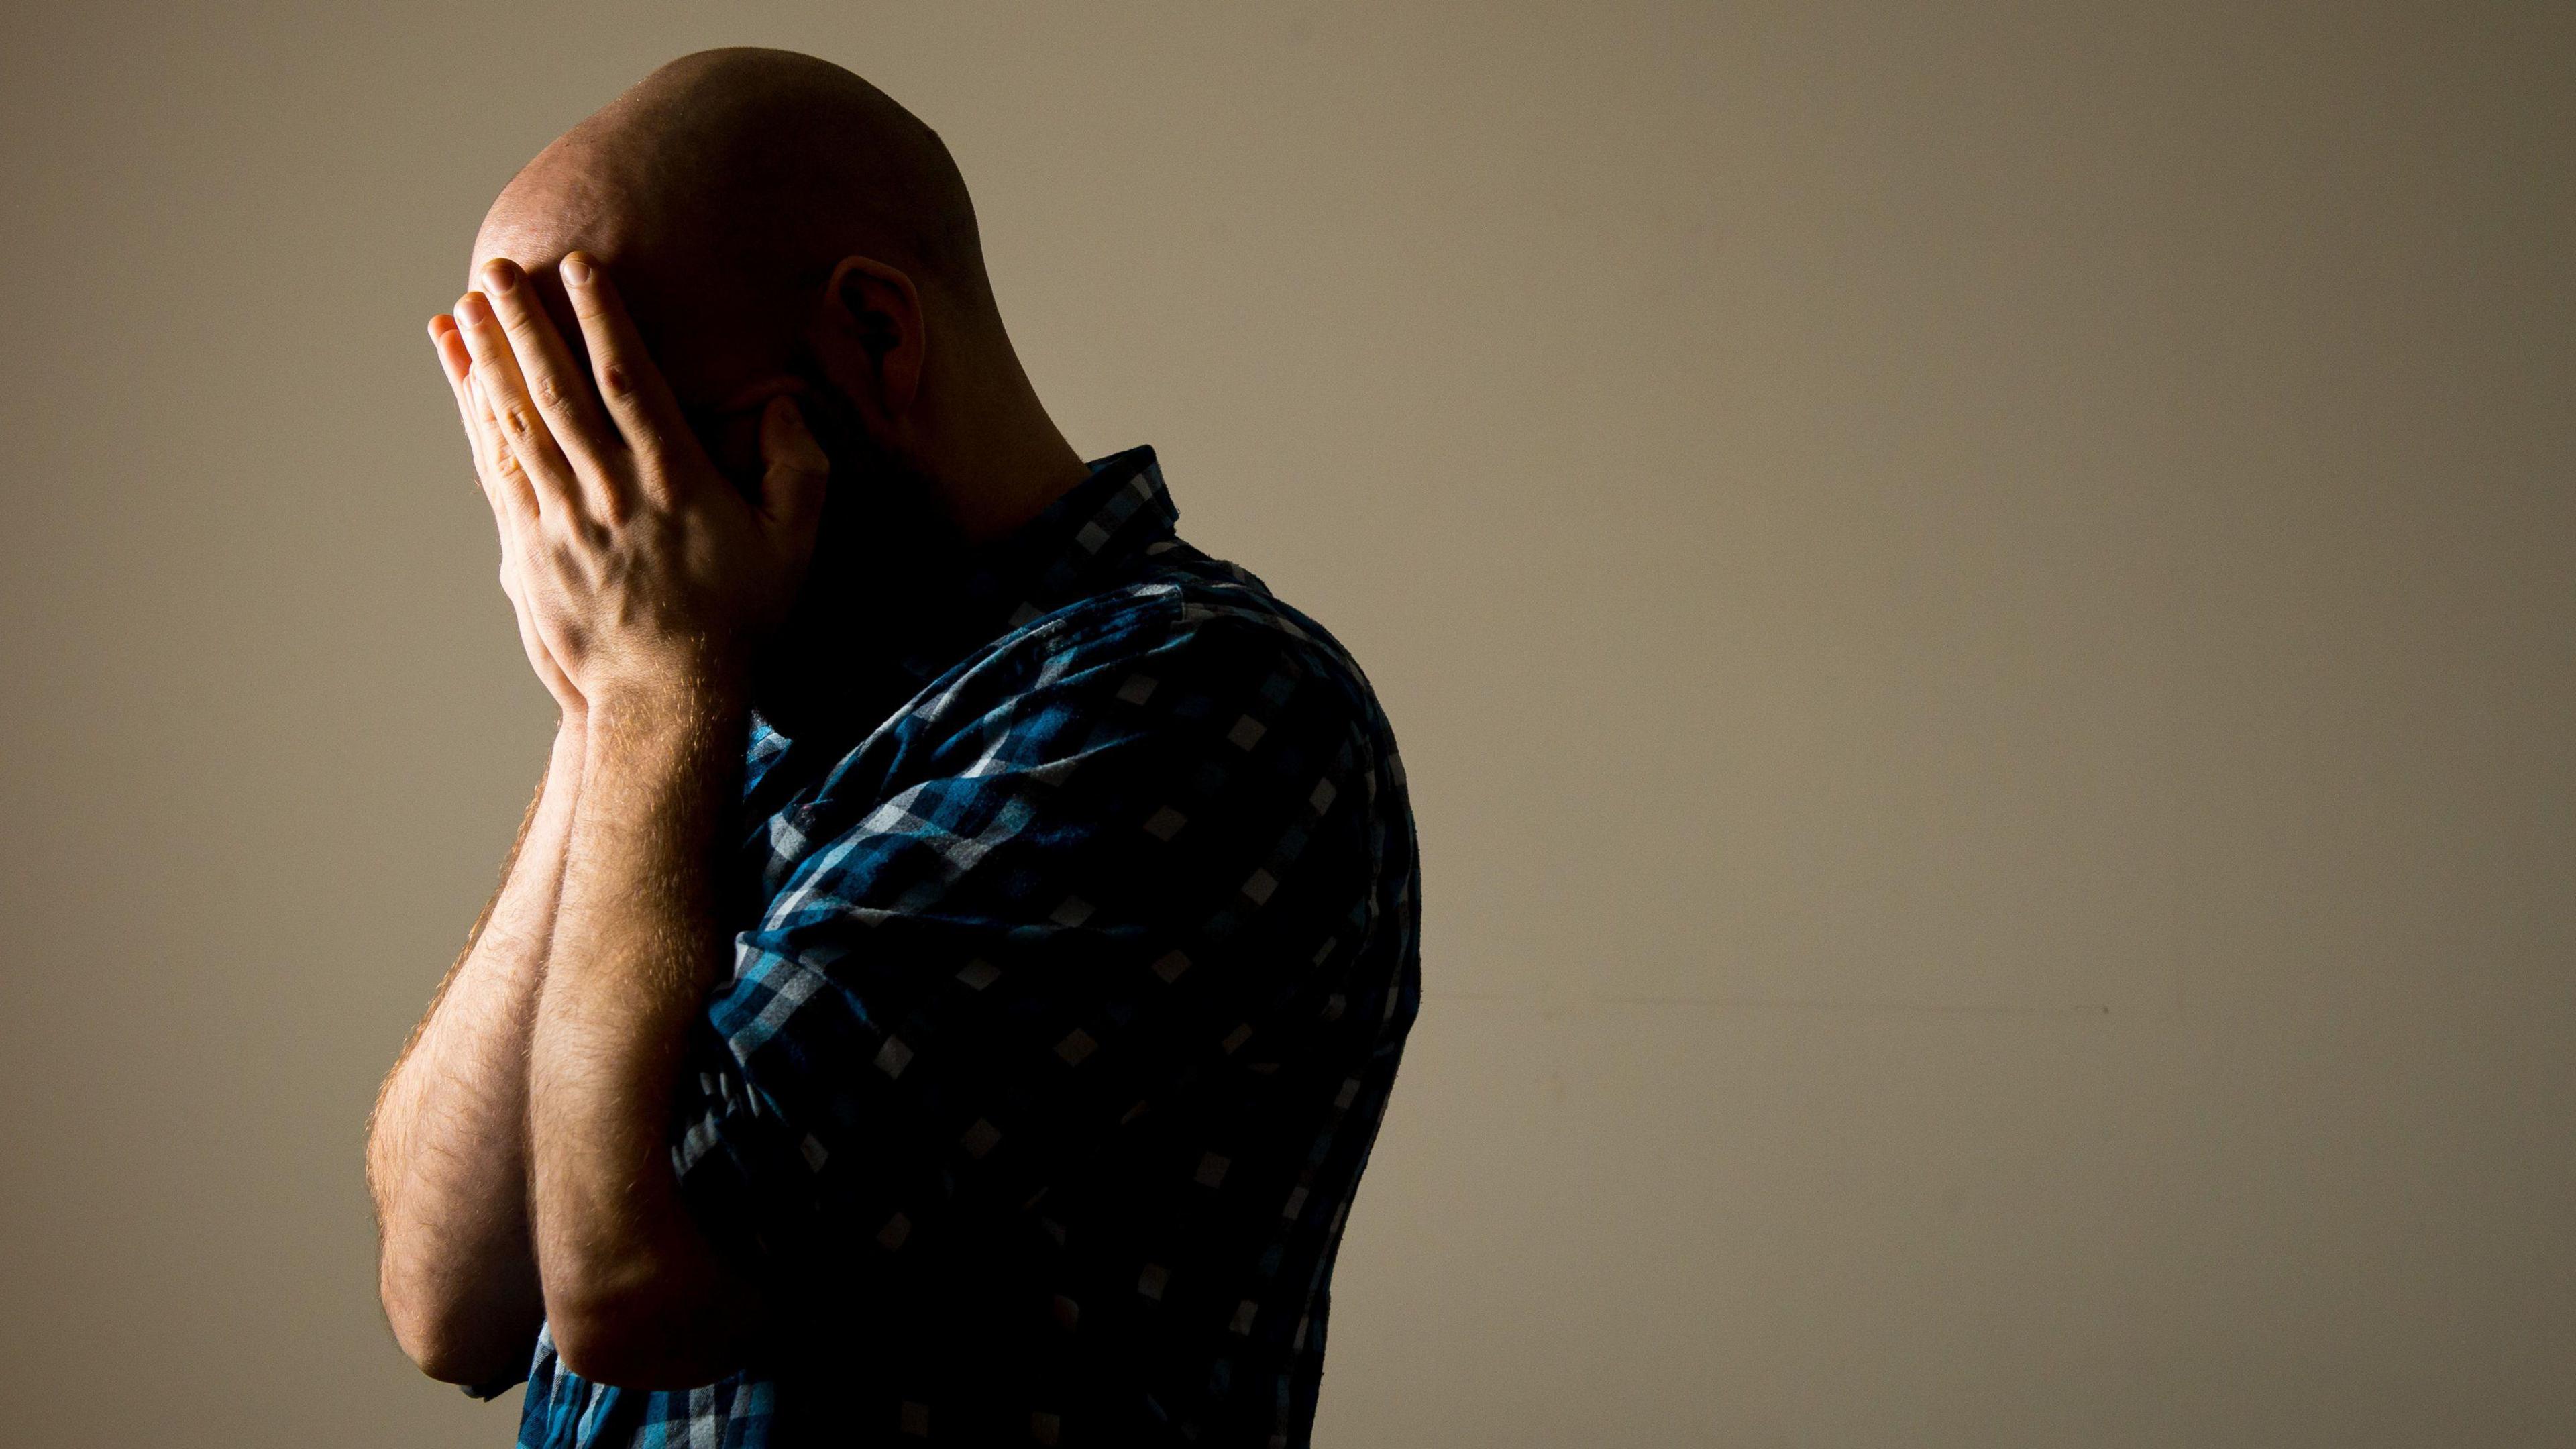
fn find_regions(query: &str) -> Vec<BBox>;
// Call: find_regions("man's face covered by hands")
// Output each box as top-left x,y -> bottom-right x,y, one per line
462,237 -> 964,737
450,52 -> 1025,739
657,277 -> 968,737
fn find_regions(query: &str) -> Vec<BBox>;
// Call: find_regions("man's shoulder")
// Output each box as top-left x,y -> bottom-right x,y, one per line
763,541 -> 1398,830
999,543 -> 1386,722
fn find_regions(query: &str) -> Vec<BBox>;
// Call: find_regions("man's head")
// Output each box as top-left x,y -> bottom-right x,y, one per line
469,48 -> 1087,733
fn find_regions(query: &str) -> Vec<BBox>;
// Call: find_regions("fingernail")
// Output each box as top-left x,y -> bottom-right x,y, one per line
482,258 -> 518,293
457,292 -> 490,325
561,252 -> 593,286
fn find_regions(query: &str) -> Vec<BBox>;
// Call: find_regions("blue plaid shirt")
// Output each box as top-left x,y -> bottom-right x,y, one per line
490,447 -> 1421,1448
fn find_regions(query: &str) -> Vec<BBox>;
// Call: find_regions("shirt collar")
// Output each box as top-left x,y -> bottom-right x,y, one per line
747,446 -> 1179,768
888,444 -> 1178,690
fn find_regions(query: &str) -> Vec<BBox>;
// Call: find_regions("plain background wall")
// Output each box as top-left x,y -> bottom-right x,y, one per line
2,2 -> 2569,1444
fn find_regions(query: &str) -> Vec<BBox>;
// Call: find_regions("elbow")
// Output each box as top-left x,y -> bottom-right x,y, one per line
379,1256 -> 539,1387
544,1296 -> 720,1391
546,1304 -> 669,1388
543,1266 -> 755,1390
384,1295 -> 527,1387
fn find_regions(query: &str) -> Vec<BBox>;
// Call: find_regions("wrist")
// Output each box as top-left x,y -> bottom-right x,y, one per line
584,677 -> 747,753
585,652 -> 747,722
547,714 -> 590,779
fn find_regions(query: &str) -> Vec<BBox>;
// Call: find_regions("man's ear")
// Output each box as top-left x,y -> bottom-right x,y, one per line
818,256 -> 924,419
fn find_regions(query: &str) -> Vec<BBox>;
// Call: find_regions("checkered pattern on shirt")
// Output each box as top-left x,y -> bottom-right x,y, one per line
500,448 -> 1421,1448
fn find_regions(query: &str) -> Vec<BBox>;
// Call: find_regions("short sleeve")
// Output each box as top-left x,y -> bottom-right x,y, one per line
667,603 -> 1379,1293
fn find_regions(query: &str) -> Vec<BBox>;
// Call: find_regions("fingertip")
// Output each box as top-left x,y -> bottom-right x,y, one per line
562,251 -> 594,287
762,392 -> 812,442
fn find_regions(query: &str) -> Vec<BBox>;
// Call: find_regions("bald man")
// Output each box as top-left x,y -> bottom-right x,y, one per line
364,49 -> 1419,1449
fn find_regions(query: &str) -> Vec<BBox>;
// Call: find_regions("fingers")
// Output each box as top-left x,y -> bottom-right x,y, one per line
559,252 -> 694,496
429,313 -> 480,458
429,314 -> 538,528
756,394 -> 832,561
429,313 -> 470,390
428,315 -> 481,477
432,315 -> 557,699
474,258 -> 620,476
453,289 -> 580,517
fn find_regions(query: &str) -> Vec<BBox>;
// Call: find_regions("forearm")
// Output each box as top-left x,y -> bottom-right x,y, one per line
367,718 -> 584,1381
529,686 -> 757,1386
438,246 -> 822,1386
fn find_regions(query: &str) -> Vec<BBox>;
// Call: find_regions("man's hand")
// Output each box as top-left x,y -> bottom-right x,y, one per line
440,252 -> 829,710
429,310 -> 584,722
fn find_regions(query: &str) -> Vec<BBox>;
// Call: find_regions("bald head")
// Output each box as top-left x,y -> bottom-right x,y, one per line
461,48 -> 1087,625
610,47 -> 981,284
477,49 -> 991,327
479,48 -> 989,301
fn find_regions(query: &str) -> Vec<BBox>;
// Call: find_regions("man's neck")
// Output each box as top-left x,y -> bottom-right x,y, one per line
920,364 -> 1092,546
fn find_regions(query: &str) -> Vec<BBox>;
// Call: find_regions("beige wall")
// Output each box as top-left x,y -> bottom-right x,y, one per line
3,3 -> 2569,1444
